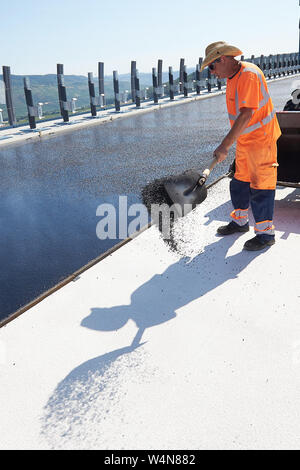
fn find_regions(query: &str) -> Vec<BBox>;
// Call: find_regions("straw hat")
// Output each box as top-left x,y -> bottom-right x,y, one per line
200,41 -> 243,71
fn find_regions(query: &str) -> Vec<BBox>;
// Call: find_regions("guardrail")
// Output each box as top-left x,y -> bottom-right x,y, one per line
1,52 -> 299,130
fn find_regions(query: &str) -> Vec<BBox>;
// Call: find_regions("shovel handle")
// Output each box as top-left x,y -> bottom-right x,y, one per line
184,157 -> 219,196
202,157 -> 219,179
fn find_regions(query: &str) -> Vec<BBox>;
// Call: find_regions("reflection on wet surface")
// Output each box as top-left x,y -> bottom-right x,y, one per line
0,79 -> 293,321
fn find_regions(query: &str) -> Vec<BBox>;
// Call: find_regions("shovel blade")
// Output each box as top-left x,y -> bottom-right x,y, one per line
164,169 -> 207,216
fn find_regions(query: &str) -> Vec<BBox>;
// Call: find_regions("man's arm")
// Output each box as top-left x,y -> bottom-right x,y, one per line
213,107 -> 253,162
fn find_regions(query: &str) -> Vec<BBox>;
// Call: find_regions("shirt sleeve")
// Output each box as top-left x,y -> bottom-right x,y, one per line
237,71 -> 260,110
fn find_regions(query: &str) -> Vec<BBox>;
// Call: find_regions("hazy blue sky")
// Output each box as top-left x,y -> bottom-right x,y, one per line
1,0 -> 299,76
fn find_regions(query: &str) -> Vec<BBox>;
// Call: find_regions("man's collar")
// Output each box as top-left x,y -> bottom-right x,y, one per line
228,61 -> 242,80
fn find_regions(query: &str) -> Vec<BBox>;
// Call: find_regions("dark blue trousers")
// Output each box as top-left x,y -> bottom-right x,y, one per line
230,177 -> 275,241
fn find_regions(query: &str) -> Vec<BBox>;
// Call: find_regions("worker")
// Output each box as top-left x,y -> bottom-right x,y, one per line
200,42 -> 281,251
283,83 -> 300,110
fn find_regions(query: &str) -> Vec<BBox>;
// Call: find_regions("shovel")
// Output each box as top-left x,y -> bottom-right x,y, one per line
164,157 -> 219,216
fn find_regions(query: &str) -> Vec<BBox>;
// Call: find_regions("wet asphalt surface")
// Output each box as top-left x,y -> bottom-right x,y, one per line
0,78 -> 295,321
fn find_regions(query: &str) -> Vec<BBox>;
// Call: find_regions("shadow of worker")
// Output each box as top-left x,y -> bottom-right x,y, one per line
42,233 -> 264,447
81,231 -> 264,343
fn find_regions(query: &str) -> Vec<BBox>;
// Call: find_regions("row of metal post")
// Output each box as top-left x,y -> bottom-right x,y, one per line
1,51 -> 300,129
257,53 -> 300,78
110,52 -> 300,113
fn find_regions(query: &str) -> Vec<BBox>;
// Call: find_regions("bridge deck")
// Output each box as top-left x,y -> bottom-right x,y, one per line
1,177 -> 299,450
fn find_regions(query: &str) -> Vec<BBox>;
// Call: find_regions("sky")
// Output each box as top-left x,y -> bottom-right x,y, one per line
1,0 -> 300,76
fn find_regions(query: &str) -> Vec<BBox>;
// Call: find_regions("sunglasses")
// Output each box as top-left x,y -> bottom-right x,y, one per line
208,57 -> 221,71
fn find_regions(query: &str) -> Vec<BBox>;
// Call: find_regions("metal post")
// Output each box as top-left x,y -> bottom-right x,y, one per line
152,67 -> 158,104
273,55 -> 277,77
259,54 -> 264,71
135,69 -> 141,108
271,55 -> 274,78
277,55 -> 281,76
169,66 -> 174,100
196,64 -> 201,95
277,54 -> 281,76
113,71 -> 120,112
57,64 -> 69,122
88,73 -> 97,117
295,52 -> 299,72
131,61 -> 136,103
98,62 -> 105,106
179,58 -> 184,94
199,57 -> 206,93
207,68 -> 212,93
2,66 -> 16,126
291,53 -> 295,73
278,54 -> 282,75
267,56 -> 271,77
157,59 -> 163,97
23,77 -> 36,129
183,66 -> 188,97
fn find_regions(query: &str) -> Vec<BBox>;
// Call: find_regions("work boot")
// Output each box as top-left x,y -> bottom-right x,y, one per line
217,221 -> 249,236
243,236 -> 275,251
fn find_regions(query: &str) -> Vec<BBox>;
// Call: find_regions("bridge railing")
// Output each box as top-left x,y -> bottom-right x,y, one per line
1,52 -> 299,129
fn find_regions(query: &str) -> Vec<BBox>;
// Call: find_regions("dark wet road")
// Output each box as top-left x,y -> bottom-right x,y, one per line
0,78 -> 295,321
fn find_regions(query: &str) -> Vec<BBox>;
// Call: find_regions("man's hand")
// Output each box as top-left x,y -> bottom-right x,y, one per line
213,143 -> 230,163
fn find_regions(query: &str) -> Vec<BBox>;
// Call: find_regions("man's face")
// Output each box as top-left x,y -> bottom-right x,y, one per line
209,56 -> 229,79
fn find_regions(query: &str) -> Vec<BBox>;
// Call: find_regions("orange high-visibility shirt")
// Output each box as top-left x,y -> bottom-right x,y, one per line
226,61 -> 281,147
